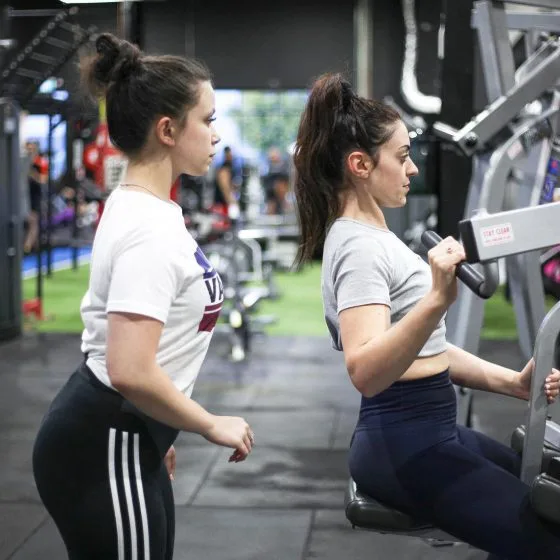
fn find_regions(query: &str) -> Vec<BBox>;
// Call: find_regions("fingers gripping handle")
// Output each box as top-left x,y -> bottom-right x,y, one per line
421,231 -> 493,300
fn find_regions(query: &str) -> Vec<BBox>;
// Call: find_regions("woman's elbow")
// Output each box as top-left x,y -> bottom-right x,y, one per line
106,354 -> 140,393
347,359 -> 377,398
107,362 -> 131,392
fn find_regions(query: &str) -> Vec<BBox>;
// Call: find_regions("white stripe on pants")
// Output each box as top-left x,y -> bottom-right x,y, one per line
108,428 -> 151,560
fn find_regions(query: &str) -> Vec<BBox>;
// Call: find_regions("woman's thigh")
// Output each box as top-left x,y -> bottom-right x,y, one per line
33,406 -> 175,559
351,426 -> 560,559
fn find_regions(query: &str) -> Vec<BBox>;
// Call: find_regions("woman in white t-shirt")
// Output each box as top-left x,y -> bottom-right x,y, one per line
32,33 -> 254,560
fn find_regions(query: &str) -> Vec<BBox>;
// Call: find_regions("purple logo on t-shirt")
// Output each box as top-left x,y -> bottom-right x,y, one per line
194,247 -> 223,332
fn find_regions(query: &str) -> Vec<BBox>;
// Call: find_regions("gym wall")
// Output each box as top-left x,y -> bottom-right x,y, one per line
5,0 -> 354,92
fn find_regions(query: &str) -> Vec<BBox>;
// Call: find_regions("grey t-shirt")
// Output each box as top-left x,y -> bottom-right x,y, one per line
321,218 -> 447,356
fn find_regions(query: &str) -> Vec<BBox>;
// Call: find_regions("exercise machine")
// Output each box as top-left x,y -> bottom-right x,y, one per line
431,0 -> 560,425
435,0 -> 560,363
345,201 -> 560,541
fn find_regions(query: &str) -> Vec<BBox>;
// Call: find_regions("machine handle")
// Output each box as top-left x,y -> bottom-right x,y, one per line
421,230 -> 493,299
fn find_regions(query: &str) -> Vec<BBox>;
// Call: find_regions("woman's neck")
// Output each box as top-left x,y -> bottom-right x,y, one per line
339,190 -> 388,230
122,157 -> 174,201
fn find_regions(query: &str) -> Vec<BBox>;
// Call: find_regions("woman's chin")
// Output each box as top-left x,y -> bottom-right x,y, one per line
182,162 -> 210,178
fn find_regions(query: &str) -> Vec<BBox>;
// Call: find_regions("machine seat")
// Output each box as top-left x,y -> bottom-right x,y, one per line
531,457 -> 560,525
511,425 -> 560,472
345,479 -> 460,541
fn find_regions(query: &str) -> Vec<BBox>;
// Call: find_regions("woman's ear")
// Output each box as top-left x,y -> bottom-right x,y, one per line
346,151 -> 374,179
155,116 -> 176,147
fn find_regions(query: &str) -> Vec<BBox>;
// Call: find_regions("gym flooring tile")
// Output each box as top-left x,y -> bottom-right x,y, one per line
0,505 -> 48,560
173,508 -> 312,560
191,447 -> 348,509
7,517 -> 66,560
163,445 -> 221,506
308,510 -> 489,560
0,440 -> 38,504
0,333 -> 531,559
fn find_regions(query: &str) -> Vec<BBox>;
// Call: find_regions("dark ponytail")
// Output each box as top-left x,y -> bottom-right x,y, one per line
293,73 -> 401,267
80,32 -> 211,158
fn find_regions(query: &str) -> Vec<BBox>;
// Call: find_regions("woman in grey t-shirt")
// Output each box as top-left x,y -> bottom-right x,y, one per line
292,73 -> 560,558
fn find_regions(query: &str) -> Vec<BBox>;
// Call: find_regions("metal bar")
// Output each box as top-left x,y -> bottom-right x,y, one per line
354,0 -> 373,99
58,21 -> 77,33
9,9 -> 63,18
521,302 -> 560,485
505,11 -> 560,32
507,252 -> 547,359
516,38 -> 558,83
473,1 -> 516,103
46,115 -> 53,277
460,202 -> 560,262
36,179 -> 44,306
70,132 -> 80,271
30,52 -> 57,65
43,36 -> 72,50
446,156 -> 491,357
15,67 -> 43,80
451,43 -> 560,155
501,0 -> 560,9
508,116 -> 556,358
545,420 -> 560,448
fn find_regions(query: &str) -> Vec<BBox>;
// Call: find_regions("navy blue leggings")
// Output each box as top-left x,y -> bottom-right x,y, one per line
349,370 -> 560,559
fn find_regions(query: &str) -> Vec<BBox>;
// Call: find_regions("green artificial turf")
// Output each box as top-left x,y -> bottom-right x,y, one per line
22,262 -> 556,339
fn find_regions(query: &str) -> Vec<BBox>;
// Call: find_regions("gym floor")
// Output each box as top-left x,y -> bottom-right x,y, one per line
0,332 -> 528,559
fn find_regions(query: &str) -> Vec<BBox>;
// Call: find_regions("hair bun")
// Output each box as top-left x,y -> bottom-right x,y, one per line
94,33 -> 141,85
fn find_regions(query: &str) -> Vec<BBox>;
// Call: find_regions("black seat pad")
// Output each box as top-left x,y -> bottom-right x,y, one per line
531,473 -> 560,524
345,479 -> 433,532
511,425 -> 560,472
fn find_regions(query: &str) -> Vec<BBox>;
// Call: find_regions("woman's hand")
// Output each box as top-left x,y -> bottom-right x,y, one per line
516,358 -> 560,403
202,415 -> 255,463
164,445 -> 176,481
427,237 -> 466,307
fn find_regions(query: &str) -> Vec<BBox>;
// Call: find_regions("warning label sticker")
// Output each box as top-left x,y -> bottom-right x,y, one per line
480,223 -> 514,247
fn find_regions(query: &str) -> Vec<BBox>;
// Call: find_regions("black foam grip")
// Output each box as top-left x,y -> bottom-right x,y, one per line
421,231 -> 491,299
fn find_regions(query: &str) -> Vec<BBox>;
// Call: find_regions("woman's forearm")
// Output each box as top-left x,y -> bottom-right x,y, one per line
113,363 -> 216,434
447,343 -> 526,399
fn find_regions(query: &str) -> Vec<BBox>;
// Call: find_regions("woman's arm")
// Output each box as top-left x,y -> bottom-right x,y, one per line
107,312 -> 253,459
341,293 -> 448,397
340,236 -> 465,398
447,343 -> 560,403
446,342 -> 525,399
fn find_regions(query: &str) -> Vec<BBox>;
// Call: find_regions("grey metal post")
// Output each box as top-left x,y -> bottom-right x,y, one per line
521,302 -> 560,484
354,0 -> 373,98
474,1 -> 517,102
446,155 -> 490,356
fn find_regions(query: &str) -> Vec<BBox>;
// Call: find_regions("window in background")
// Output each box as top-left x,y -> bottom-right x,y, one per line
20,114 -> 67,181
213,89 -> 308,169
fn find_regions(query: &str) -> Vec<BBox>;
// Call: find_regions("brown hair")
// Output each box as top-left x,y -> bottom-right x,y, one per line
293,73 -> 401,266
80,33 -> 211,158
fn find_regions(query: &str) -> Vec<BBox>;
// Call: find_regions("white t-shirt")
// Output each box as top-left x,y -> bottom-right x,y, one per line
80,187 -> 223,396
